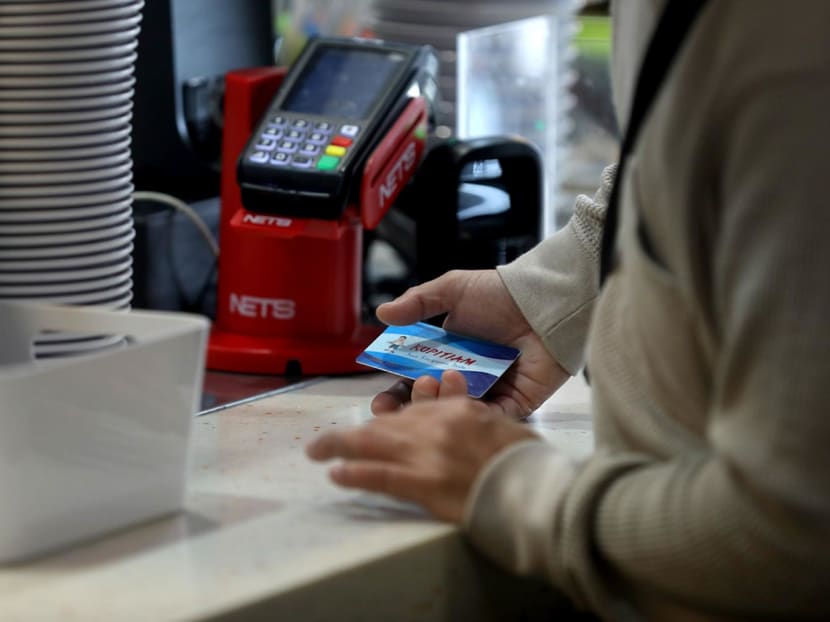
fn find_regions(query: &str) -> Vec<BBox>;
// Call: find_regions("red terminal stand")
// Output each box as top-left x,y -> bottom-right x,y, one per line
207,67 -> 429,375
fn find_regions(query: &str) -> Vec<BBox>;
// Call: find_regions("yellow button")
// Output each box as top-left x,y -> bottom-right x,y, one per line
325,145 -> 347,157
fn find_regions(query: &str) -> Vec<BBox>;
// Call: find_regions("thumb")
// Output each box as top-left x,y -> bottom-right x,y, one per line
376,271 -> 465,326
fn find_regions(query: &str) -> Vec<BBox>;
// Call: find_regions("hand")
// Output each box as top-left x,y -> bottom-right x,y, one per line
306,393 -> 540,522
371,269 -> 570,419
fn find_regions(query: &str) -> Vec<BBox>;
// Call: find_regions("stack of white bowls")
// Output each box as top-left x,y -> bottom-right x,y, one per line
0,0 -> 143,358
368,0 -> 582,130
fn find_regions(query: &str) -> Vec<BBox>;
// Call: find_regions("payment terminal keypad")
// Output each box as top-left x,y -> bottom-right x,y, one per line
248,115 -> 361,173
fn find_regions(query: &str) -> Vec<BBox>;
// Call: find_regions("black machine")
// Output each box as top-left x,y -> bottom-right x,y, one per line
237,36 -> 439,220
401,136 -> 545,284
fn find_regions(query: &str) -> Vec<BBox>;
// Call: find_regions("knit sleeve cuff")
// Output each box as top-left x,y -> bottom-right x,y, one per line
497,222 -> 598,375
495,165 -> 613,375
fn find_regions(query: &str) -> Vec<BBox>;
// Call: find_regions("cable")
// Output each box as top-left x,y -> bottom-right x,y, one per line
132,190 -> 220,257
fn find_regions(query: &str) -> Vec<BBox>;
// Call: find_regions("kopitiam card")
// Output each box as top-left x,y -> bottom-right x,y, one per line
356,322 -> 521,398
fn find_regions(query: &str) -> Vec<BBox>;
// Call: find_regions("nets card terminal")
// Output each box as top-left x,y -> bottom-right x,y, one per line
237,37 -> 438,220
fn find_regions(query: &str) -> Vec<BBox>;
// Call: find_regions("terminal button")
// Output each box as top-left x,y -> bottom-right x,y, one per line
325,145 -> 347,157
316,155 -> 340,171
254,138 -> 277,151
308,132 -> 328,144
277,140 -> 299,153
262,127 -> 282,140
249,151 -> 269,163
291,155 -> 313,168
331,135 -> 353,147
340,124 -> 359,137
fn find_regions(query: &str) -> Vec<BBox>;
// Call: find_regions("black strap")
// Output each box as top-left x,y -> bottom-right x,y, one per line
599,0 -> 711,284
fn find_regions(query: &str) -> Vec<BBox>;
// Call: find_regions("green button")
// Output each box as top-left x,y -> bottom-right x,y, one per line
317,155 -> 340,170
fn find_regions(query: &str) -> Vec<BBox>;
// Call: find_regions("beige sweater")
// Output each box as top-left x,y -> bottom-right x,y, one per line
465,1 -> 830,619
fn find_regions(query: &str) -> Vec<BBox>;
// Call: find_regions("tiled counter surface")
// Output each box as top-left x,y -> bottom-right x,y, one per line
0,373 -> 592,621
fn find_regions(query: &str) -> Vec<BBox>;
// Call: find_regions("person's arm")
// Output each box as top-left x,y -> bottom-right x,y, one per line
463,4 -> 830,618
369,166 -> 614,417
497,164 -> 614,375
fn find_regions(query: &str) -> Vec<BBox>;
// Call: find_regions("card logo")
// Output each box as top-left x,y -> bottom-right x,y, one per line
408,342 -> 476,366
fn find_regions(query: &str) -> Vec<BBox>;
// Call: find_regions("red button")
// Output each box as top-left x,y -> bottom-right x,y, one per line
331,135 -> 353,147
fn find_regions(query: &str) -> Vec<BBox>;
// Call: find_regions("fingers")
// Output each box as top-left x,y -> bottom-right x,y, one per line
370,379 -> 413,415
329,461 -> 461,522
306,424 -> 404,462
387,371 -> 468,406
376,272 -> 464,326
438,370 -> 468,398
411,374 -> 440,401
329,461 -> 424,501
413,371 -> 467,401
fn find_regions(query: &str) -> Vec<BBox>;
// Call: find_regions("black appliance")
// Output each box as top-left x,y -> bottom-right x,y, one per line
411,136 -> 544,283
365,135 -> 544,310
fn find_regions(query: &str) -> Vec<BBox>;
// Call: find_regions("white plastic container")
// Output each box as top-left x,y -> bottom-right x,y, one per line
0,301 -> 208,563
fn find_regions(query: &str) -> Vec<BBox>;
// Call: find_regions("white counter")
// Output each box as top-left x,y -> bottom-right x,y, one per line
0,373 -> 592,621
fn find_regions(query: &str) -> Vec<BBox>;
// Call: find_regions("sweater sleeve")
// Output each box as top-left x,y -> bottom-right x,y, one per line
496,164 -> 615,375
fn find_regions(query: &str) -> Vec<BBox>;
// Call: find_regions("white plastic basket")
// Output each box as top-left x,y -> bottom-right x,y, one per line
0,301 -> 208,563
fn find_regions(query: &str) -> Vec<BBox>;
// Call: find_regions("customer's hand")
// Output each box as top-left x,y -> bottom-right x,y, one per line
371,269 -> 570,420
306,392 -> 540,522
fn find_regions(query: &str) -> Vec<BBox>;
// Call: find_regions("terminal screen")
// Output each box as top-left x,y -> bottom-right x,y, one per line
281,46 -> 405,120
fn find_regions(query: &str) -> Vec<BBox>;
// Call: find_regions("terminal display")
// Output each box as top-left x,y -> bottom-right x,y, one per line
281,47 -> 405,119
